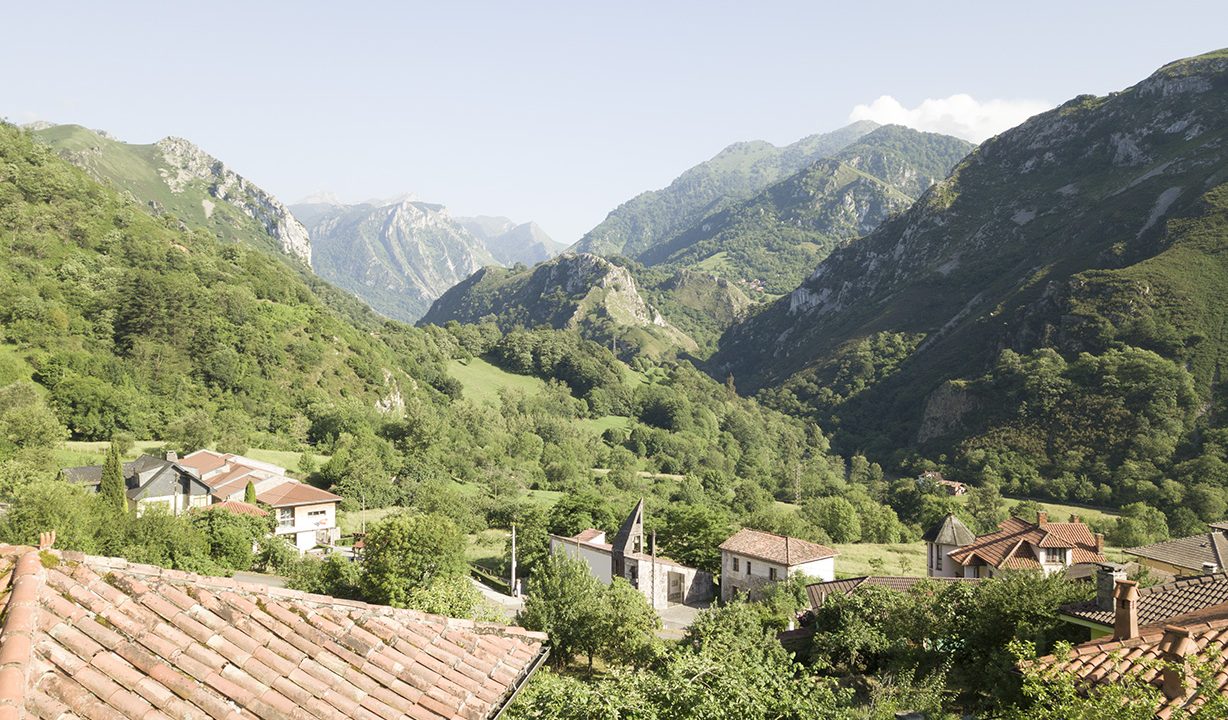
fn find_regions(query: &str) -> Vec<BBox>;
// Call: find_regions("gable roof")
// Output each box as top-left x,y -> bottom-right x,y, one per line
1029,602 -> 1228,717
947,516 -> 1104,570
922,513 -> 976,546
719,528 -> 837,566
1061,572 -> 1228,628
805,575 -> 979,609
1125,532 -> 1228,572
256,480 -> 341,508
61,455 -> 208,501
0,544 -> 546,720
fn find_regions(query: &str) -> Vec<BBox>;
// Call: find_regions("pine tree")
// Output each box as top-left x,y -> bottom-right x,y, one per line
244,481 -> 258,505
99,442 -> 128,513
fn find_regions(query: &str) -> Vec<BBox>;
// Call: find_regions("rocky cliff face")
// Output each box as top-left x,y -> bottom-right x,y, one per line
456,216 -> 564,266
713,49 -> 1228,448
156,137 -> 312,264
421,253 -> 697,358
30,124 -> 311,265
298,199 -> 496,323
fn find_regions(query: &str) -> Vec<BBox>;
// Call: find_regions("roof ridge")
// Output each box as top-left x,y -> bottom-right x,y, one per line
0,547 -> 46,715
58,549 -> 547,642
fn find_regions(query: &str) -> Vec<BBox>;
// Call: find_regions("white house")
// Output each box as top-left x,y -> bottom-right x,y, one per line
922,513 -> 976,578
718,528 -> 837,602
179,450 -> 342,552
549,500 -> 715,609
944,513 -> 1106,578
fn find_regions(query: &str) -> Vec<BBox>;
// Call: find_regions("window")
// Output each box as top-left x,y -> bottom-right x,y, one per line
769,567 -> 778,581
308,509 -> 326,517
278,508 -> 294,528
1044,548 -> 1068,564
746,561 -> 752,575
936,549 -> 943,571
732,557 -> 739,572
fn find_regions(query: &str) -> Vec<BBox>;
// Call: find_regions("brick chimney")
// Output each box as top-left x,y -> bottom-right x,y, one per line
1036,511 -> 1048,525
1113,579 -> 1140,640
1157,625 -> 1198,701
1095,564 -> 1127,612
1094,533 -> 1105,555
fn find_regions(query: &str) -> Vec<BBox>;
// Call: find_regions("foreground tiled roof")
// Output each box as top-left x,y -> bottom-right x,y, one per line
0,544 -> 547,720
805,575 -> 979,608
948,516 -> 1104,570
1061,572 -> 1228,628
719,528 -> 837,566
1126,532 -> 1228,573
1030,603 -> 1228,718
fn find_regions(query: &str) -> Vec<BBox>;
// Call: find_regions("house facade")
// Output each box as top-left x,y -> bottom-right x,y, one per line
718,528 -> 837,602
549,500 -> 715,609
62,453 -> 212,516
179,450 -> 342,552
945,512 -> 1106,579
923,513 -> 976,578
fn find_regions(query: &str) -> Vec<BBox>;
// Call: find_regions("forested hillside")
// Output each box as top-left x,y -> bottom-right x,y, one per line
713,50 -> 1228,527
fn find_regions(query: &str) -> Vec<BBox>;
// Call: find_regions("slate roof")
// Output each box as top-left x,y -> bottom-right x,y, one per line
0,544 -> 547,720
718,528 -> 837,566
947,516 -> 1104,570
1061,572 -> 1228,628
1126,532 -> 1228,573
1029,602 -> 1228,718
61,455 -> 203,502
921,513 -> 976,546
805,575 -> 979,608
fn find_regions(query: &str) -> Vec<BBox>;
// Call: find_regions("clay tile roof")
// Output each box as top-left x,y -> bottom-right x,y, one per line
1127,533 -> 1228,573
207,500 -> 270,518
1062,572 -> 1228,628
572,529 -> 605,543
0,544 -> 547,719
178,449 -> 228,475
805,575 -> 980,608
719,528 -> 837,566
948,516 -> 1105,570
256,481 -> 341,508
921,513 -> 976,546
1029,601 -> 1228,716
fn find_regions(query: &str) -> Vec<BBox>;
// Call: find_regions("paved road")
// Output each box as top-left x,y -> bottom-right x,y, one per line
471,578 -> 524,621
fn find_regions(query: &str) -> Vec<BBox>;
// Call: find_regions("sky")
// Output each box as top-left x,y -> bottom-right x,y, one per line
3,2 -> 1226,243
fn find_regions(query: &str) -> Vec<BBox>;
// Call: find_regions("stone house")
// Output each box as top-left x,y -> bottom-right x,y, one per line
718,528 -> 837,602
549,499 -> 715,609
62,453 -> 211,516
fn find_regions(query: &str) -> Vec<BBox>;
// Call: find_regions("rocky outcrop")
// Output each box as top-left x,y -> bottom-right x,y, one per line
155,137 -> 312,265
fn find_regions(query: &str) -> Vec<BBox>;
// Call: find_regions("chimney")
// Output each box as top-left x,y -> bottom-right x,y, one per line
1094,533 -> 1105,555
1203,561 -> 1219,575
1095,564 -> 1127,612
165,451 -> 178,462
1113,579 -> 1140,640
1069,513 -> 1078,523
38,530 -> 56,550
1036,511 -> 1048,525
1157,625 -> 1198,701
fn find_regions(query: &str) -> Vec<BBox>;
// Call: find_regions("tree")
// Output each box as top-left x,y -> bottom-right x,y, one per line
600,578 -> 662,666
99,441 -> 128,514
1010,499 -> 1046,524
654,504 -> 733,575
518,553 -> 604,668
244,481 -> 258,505
803,496 -> 862,543
547,491 -> 616,538
965,484 -> 1007,534
406,575 -> 496,620
361,512 -> 467,607
189,506 -> 270,570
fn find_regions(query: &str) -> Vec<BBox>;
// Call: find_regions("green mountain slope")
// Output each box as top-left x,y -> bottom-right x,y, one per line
419,253 -> 698,359
0,122 -> 456,443
572,121 -> 880,257
712,50 -> 1228,503
30,124 -> 311,264
293,199 -> 497,323
638,126 -> 972,294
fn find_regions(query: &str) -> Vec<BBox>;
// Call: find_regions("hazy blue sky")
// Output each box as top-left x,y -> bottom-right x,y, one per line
3,2 -> 1226,242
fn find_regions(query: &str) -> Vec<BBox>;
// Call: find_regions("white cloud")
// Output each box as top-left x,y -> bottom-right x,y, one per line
849,94 -> 1053,143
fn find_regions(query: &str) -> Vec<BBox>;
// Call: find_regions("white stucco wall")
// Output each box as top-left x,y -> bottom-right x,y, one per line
927,542 -> 963,578
274,501 -> 339,551
550,537 -> 613,584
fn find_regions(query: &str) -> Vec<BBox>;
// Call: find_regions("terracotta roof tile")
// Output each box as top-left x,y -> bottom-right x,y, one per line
0,545 -> 546,720
948,516 -> 1105,570
718,528 -> 837,566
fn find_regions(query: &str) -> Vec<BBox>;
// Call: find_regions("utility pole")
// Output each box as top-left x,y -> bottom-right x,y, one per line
651,530 -> 658,610
510,524 -> 518,597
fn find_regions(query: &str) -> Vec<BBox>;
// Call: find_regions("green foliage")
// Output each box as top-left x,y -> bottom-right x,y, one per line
599,578 -> 663,666
360,512 -> 467,607
518,553 -> 605,668
188,506 -> 272,571
99,441 -> 128,514
652,503 -> 733,575
243,481 -> 257,505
